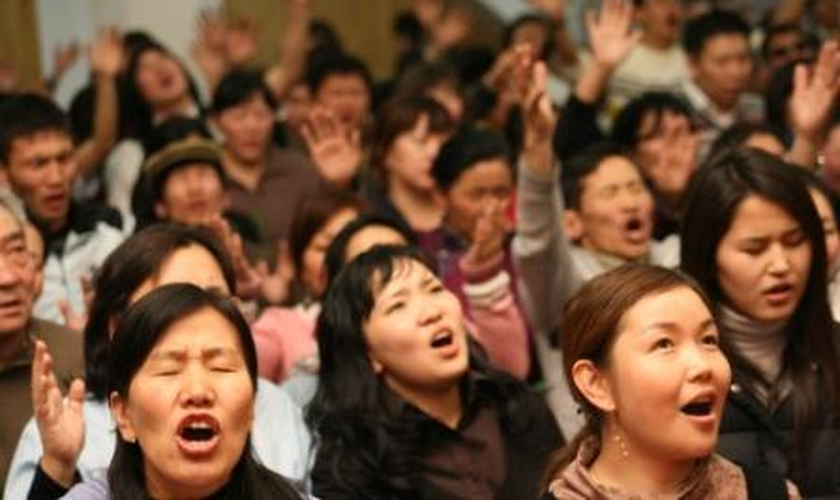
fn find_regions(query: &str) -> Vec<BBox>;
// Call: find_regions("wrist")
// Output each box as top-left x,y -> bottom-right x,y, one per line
40,454 -> 77,488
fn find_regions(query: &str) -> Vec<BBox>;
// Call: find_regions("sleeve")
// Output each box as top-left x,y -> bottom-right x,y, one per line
512,160 -> 583,340
27,463 -> 78,500
251,310 -> 287,383
4,417 -> 46,500
460,252 -> 531,380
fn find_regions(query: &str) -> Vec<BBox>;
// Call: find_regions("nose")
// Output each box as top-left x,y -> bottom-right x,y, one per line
685,344 -> 714,383
180,365 -> 215,407
767,243 -> 792,275
418,300 -> 444,326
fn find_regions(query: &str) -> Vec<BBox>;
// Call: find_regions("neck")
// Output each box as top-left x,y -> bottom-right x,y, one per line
0,332 -> 26,369
389,378 -> 463,429
387,179 -> 443,231
641,33 -> 674,51
589,423 -> 696,495
151,95 -> 194,123
223,151 -> 265,192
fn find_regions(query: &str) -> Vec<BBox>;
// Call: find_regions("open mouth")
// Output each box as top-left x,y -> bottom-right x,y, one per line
765,283 -> 793,295
177,414 -> 220,452
680,401 -> 714,417
430,330 -> 454,349
625,217 -> 643,232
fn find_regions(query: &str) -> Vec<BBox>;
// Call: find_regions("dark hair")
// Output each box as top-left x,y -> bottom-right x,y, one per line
307,245 -> 541,497
680,148 -> 839,474
212,69 -> 278,115
432,125 -> 510,192
682,9 -> 751,58
561,142 -> 640,210
84,224 -> 236,400
121,41 -> 202,140
306,51 -> 373,96
611,92 -> 694,149
709,121 -> 786,157
371,95 -> 454,183
0,93 -> 71,163
392,61 -> 464,109
143,117 -> 212,156
287,188 -> 364,300
543,264 -> 712,484
761,23 -> 803,60
503,14 -> 554,60
324,213 -> 415,287
107,284 -> 300,499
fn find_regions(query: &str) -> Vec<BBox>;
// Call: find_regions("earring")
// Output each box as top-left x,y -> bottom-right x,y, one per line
613,432 -> 629,458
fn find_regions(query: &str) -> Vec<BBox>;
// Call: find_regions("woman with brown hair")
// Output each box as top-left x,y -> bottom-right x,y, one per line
541,264 -> 798,499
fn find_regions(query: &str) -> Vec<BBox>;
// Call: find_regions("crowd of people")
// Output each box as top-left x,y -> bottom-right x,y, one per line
0,0 -> 838,497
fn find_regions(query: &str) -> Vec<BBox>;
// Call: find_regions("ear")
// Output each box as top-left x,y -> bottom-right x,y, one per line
563,209 -> 584,242
221,191 -> 231,210
153,201 -> 168,220
109,391 -> 138,443
571,359 -> 616,413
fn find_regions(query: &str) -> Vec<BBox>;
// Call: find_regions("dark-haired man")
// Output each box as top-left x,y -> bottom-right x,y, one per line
680,9 -> 762,155
212,69 -> 322,250
0,94 -> 125,323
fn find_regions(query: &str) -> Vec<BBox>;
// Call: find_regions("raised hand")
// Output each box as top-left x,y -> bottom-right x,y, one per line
300,106 -> 362,187
525,0 -> 567,21
192,10 -> 229,91
255,240 -> 295,305
32,341 -> 86,487
89,27 -> 123,78
52,42 -> 81,80
204,216 -> 264,300
224,18 -> 258,67
509,46 -> 557,173
463,199 -> 510,269
586,0 -> 640,70
790,40 -> 840,142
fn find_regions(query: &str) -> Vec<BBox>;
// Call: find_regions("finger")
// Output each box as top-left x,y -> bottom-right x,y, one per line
585,10 -> 597,38
67,379 -> 86,409
299,121 -> 316,148
31,341 -> 50,405
793,63 -> 809,95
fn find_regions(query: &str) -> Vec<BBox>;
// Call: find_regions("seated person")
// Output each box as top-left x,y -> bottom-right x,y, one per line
3,225 -> 310,499
307,245 -> 561,499
422,126 -> 532,379
62,284 -> 300,499
541,264 -> 798,499
0,193 -> 82,490
0,94 -> 126,324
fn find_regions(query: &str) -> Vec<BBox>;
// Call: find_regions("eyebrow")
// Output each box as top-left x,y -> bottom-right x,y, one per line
640,318 -> 716,335
148,346 -> 240,362
0,230 -> 25,246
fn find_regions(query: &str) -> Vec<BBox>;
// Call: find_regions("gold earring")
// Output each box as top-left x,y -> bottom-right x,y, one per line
613,433 -> 629,458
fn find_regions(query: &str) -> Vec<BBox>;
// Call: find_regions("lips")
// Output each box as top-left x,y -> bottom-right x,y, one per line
429,327 -> 461,359
680,390 -> 719,426
623,216 -> 650,244
763,282 -> 795,305
176,414 -> 221,458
